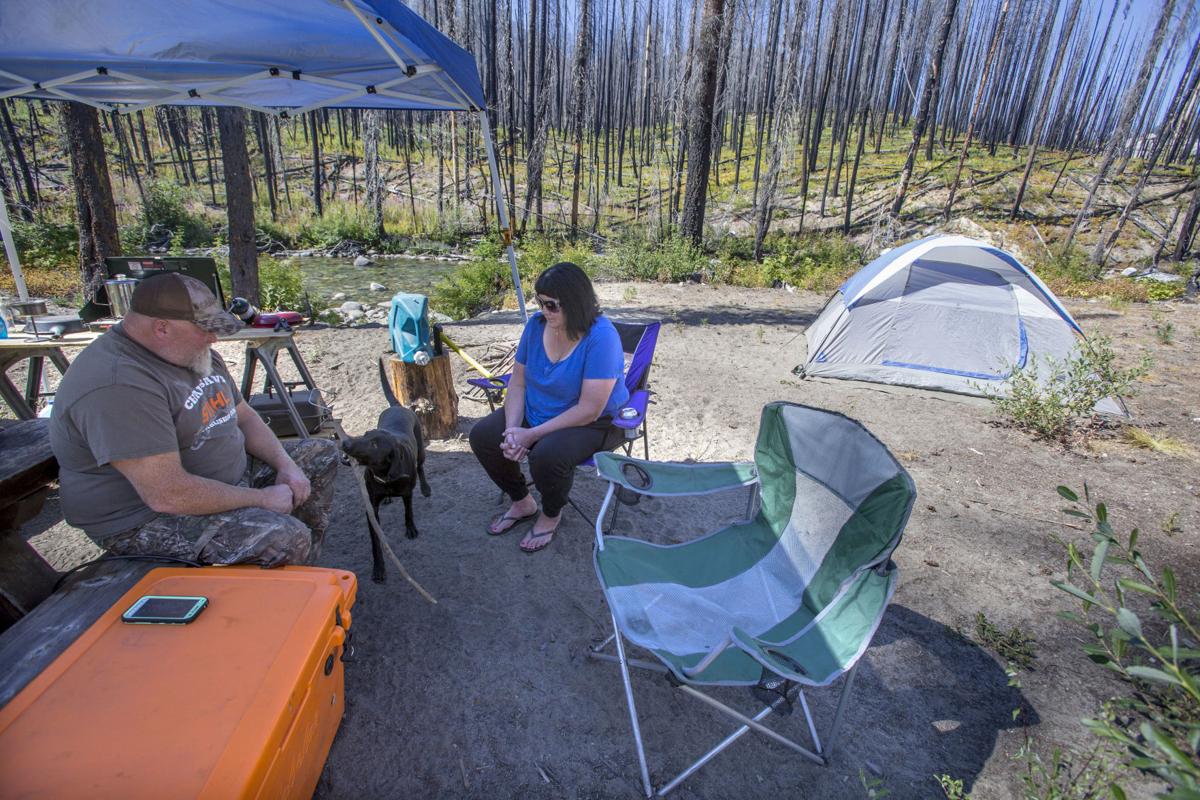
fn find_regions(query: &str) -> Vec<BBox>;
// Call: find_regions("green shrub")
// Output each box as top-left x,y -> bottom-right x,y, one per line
10,220 -> 77,269
760,233 -> 862,293
1145,280 -> 1185,302
297,204 -> 380,249
126,180 -> 214,249
1051,485 -> 1200,796
430,257 -> 511,320
214,258 -> 307,311
597,232 -> 708,282
1034,244 -> 1101,284
983,335 -> 1151,440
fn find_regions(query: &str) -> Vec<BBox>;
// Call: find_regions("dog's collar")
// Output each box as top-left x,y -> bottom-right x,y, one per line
369,471 -> 390,485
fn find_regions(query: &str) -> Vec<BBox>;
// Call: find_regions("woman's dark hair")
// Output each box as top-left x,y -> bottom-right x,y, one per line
534,261 -> 601,340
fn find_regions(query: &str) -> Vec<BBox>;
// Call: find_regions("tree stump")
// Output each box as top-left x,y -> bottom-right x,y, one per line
380,352 -> 459,439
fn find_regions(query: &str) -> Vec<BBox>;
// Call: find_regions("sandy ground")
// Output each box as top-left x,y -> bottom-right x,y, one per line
17,281 -> 1200,799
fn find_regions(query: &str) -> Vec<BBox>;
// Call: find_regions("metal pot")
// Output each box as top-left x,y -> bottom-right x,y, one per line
104,275 -> 138,318
8,298 -> 48,317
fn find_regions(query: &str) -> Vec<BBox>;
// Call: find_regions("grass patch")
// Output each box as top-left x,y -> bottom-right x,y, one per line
974,611 -> 1037,670
760,232 -> 862,293
1121,426 -> 1194,457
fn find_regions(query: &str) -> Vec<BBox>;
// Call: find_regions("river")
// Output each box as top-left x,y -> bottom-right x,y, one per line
281,255 -> 461,308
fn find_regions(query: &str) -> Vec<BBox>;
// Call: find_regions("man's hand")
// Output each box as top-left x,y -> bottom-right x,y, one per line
275,462 -> 311,507
259,484 -> 296,515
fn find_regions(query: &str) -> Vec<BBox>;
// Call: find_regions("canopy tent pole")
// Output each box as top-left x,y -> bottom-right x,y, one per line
478,109 -> 527,322
0,188 -> 29,300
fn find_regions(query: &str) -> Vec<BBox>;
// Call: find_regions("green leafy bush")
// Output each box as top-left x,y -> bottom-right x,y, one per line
1052,485 -> 1200,797
126,180 -> 214,249
214,258 -> 307,312
1144,281 -> 1185,302
597,232 -> 708,282
1034,244 -> 1102,284
430,257 -> 511,320
297,205 -> 380,250
760,233 -> 862,293
10,220 -> 77,269
983,335 -> 1151,440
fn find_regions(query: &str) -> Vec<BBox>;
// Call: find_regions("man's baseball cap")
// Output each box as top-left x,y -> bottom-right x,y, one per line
130,273 -> 243,336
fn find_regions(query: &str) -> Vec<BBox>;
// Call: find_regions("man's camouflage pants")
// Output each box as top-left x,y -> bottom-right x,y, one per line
104,438 -> 340,568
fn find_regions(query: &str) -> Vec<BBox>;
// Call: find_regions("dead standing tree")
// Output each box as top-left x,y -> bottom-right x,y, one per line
680,0 -> 727,245
63,102 -> 121,299
364,109 -> 386,242
891,0 -> 959,216
568,0 -> 592,239
1065,0 -> 1176,252
942,0 -> 1010,221
216,107 -> 259,307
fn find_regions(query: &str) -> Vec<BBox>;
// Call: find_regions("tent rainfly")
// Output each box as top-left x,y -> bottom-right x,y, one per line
800,235 -> 1126,415
0,0 -> 527,318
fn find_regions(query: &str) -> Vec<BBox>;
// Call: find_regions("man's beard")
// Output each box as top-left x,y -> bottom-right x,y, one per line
190,349 -> 213,378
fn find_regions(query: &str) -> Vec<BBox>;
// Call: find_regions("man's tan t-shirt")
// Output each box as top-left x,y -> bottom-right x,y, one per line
49,324 -> 247,540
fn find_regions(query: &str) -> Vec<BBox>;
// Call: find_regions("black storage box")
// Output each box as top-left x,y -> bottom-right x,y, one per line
248,389 -> 330,437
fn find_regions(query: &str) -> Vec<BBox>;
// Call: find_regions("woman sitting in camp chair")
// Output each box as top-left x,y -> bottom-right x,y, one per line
469,262 -> 628,553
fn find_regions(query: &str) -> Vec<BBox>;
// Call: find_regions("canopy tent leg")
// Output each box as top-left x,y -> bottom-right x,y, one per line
477,110 -> 527,322
0,188 -> 29,301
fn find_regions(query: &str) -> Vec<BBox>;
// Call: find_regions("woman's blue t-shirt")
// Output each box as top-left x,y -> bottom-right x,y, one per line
515,313 -> 629,427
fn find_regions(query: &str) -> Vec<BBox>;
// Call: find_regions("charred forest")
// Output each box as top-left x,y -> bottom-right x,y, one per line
1,0 -> 1199,305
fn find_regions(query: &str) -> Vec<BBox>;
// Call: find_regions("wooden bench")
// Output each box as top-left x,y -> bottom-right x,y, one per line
0,420 -> 60,630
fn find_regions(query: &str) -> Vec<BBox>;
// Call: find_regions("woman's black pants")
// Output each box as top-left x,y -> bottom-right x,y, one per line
469,408 -> 621,517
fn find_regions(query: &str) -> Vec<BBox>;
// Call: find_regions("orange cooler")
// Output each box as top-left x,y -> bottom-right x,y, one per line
0,566 -> 357,799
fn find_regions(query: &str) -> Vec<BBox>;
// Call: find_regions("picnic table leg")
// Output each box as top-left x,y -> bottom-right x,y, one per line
0,352 -> 36,420
24,356 -> 44,414
0,495 -> 59,632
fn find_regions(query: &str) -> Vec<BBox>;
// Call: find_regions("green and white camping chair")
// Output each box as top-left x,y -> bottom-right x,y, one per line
589,401 -> 916,797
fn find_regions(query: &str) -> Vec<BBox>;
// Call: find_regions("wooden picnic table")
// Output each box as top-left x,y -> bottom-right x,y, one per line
0,419 -> 60,631
0,325 -> 324,436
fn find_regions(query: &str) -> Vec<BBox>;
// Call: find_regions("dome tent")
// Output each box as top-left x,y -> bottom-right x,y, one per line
800,235 -> 1126,415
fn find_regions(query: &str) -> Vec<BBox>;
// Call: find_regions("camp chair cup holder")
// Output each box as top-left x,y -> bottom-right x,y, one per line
589,403 -> 917,796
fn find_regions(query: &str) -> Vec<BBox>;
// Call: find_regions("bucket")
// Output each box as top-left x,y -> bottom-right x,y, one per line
104,275 -> 139,318
387,293 -> 433,363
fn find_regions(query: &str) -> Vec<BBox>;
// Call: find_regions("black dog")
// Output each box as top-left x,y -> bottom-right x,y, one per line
340,360 -> 432,582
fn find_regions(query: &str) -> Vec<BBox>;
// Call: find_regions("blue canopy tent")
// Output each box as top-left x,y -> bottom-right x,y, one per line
0,0 -> 527,317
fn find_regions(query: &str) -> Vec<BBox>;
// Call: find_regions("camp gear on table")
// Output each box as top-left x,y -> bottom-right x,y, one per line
0,566 -> 356,798
249,387 -> 331,438
800,234 -> 1127,415
103,275 -> 139,318
589,402 -> 916,796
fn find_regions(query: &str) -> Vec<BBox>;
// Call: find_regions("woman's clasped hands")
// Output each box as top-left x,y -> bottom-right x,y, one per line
500,426 -> 537,461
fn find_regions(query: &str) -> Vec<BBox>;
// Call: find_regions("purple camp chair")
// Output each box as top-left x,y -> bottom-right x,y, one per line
467,319 -> 661,462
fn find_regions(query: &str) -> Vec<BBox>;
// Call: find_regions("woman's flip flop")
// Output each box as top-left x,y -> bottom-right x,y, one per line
487,509 -> 538,536
520,520 -> 561,553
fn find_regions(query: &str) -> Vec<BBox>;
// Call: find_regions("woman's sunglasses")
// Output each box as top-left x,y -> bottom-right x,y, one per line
536,297 -> 561,313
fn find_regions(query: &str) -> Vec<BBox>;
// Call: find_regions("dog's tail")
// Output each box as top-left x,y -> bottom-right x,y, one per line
378,355 -> 400,407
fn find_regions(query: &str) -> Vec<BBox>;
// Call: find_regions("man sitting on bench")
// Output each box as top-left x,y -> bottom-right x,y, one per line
49,273 -> 339,567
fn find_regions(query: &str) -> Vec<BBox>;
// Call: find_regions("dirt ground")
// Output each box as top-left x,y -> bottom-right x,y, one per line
19,281 -> 1199,799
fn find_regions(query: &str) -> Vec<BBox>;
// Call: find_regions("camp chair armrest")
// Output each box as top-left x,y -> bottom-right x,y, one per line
612,390 -> 649,430
466,373 -> 510,392
594,452 -> 758,497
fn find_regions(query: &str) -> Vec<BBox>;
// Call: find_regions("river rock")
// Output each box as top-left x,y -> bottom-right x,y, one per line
354,255 -> 374,267
344,309 -> 365,322
430,311 -> 454,324
339,301 -> 365,314
1121,267 -> 1138,277
331,292 -> 347,301
369,282 -> 388,291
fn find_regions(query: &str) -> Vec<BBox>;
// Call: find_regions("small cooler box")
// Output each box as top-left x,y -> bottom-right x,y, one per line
387,292 -> 434,363
0,566 -> 357,799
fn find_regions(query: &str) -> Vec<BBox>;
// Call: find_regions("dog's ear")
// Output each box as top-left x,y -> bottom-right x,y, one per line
385,441 -> 412,482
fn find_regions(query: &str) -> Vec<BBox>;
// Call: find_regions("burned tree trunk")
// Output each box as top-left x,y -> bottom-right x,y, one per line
568,0 -> 592,238
217,107 -> 260,307
364,109 -> 386,243
680,0 -> 726,245
63,102 -> 120,300
891,0 -> 958,216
